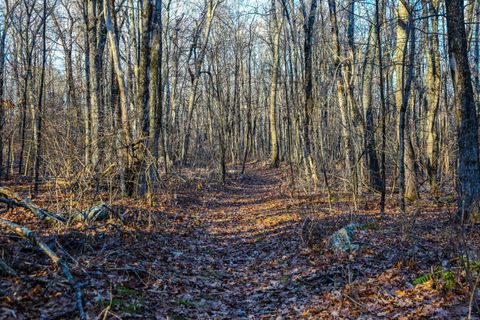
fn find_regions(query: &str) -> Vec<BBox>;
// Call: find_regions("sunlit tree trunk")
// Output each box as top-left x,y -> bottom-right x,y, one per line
395,0 -> 417,214
33,0 -> 47,195
104,0 -> 133,194
269,0 -> 283,168
424,0 -> 441,193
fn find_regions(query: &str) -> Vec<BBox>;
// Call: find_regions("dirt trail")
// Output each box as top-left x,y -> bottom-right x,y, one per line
158,168 -> 320,318
129,168 -> 465,319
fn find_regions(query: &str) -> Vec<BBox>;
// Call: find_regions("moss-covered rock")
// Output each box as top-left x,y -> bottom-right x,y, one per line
328,223 -> 361,252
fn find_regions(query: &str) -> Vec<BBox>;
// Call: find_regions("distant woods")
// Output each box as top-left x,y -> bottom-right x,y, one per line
0,0 -> 479,218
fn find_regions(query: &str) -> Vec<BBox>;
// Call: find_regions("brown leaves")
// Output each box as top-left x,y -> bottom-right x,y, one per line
0,167 -> 478,319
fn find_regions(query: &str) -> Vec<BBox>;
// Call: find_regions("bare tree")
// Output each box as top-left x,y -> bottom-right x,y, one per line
445,0 -> 480,221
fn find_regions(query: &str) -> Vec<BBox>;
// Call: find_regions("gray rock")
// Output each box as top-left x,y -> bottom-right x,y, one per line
328,223 -> 361,252
73,203 -> 113,222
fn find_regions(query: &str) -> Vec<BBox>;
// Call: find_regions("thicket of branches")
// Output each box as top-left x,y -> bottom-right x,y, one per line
0,0 -> 478,217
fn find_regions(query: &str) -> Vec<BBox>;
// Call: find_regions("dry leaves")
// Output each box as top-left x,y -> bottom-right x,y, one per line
0,167 -> 478,319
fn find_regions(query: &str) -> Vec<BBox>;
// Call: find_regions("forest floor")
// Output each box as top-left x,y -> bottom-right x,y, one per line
0,165 -> 479,319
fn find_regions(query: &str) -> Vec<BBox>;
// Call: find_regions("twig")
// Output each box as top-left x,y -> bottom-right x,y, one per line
344,293 -> 365,310
468,273 -> 480,320
0,218 -> 85,319
0,258 -> 17,276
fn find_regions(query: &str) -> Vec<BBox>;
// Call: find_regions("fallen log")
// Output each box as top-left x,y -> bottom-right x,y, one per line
0,188 -> 66,222
0,188 -> 118,318
0,187 -> 115,224
0,218 -> 85,319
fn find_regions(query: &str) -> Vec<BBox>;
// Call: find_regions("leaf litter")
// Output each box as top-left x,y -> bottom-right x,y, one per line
0,166 -> 479,319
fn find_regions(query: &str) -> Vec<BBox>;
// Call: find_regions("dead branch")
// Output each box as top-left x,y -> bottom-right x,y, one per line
0,218 -> 85,319
0,189 -> 111,318
0,188 -> 66,222
0,258 -> 17,276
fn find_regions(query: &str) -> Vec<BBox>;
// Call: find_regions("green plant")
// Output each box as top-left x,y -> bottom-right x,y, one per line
413,267 -> 456,289
176,299 -> 196,308
412,273 -> 431,286
115,285 -> 141,297
328,194 -> 338,202
100,298 -> 144,313
441,271 -> 455,289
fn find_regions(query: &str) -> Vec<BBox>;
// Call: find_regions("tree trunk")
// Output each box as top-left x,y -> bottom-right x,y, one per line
0,24 -> 7,180
88,0 -> 106,175
445,0 -> 480,221
395,0 -> 416,214
425,0 -> 441,193
302,0 -> 318,181
149,0 -> 163,162
104,0 -> 133,194
328,0 -> 357,201
375,0 -> 388,214
362,26 -> 382,192
269,0 -> 283,168
33,0 -> 47,195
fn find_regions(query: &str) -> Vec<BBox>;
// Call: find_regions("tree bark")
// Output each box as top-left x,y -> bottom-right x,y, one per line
395,0 -> 416,214
33,0 -> 48,195
104,0 -> 133,194
87,0 -> 106,175
445,0 -> 480,220
269,0 -> 283,168
362,26 -> 382,192
425,0 -> 441,193
302,0 -> 318,181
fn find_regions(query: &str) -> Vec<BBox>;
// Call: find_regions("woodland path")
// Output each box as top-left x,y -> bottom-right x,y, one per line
156,168 -> 322,319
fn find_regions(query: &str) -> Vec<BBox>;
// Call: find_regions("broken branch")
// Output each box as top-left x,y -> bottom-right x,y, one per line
0,218 -> 85,319
0,188 -> 66,222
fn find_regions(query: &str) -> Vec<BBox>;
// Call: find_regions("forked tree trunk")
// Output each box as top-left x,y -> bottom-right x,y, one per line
182,0 -> 219,165
104,0 -> 133,194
